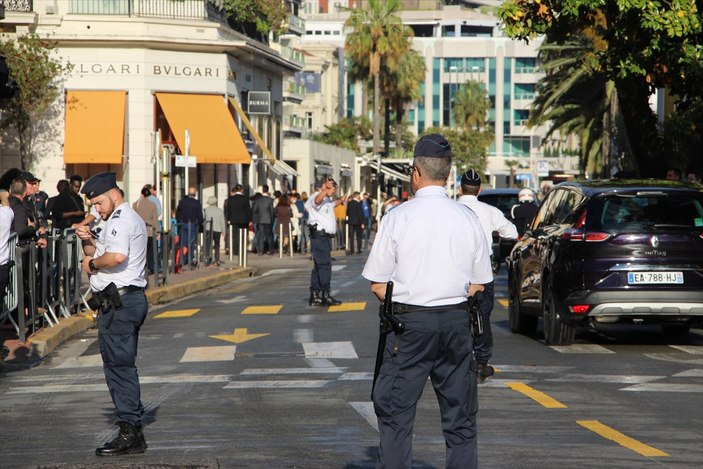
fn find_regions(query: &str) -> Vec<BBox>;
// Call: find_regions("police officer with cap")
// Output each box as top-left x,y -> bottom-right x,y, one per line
305,177 -> 347,306
363,134 -> 493,469
458,169 -> 517,383
75,172 -> 149,456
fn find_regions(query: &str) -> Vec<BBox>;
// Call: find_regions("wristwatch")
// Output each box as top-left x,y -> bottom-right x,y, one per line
89,259 -> 98,272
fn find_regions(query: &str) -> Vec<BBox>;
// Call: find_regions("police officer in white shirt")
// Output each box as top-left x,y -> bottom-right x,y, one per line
362,134 -> 493,469
75,172 -> 149,456
458,169 -> 518,383
305,177 -> 347,306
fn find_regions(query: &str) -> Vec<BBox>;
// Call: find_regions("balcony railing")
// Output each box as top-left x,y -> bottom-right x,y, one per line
68,0 -> 224,21
280,46 -> 305,65
2,0 -> 33,12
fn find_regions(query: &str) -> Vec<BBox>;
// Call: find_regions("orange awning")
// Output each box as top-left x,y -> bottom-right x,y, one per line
155,93 -> 250,164
64,91 -> 126,164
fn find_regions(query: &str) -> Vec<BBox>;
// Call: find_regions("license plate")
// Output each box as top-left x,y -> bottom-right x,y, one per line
627,272 -> 683,284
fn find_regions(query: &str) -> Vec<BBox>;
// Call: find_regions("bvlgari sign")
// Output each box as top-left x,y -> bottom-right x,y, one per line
247,91 -> 271,115
75,62 -> 223,78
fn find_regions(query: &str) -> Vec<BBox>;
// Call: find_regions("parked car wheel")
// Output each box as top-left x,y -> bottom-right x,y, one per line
508,270 -> 538,334
542,279 -> 575,345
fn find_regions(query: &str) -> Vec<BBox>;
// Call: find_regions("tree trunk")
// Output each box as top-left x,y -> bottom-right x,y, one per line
384,97 -> 390,157
395,98 -> 404,151
373,72 -> 380,156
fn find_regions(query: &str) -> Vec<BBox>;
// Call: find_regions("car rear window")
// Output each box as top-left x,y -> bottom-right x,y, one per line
587,192 -> 703,232
478,194 -> 518,217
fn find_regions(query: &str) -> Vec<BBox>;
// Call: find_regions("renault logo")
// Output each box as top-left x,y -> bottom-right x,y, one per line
651,235 -> 660,248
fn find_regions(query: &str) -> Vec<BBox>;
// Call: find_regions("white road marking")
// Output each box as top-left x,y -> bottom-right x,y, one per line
294,328 -> 313,343
550,344 -> 615,354
669,345 -> 703,355
239,368 -> 346,375
261,269 -> 298,277
481,378 -> 535,388
338,372 -> 373,380
174,332 -> 184,338
223,380 -> 329,389
303,341 -> 358,359
331,265 -> 346,272
7,384 -> 109,394
54,354 -> 103,369
621,383 -> 703,393
215,295 -> 248,304
195,331 -> 206,338
546,374 -> 664,384
306,358 -> 336,368
492,365 -> 573,373
673,369 -> 703,377
349,402 -> 378,432
297,314 -> 315,324
180,346 -> 237,362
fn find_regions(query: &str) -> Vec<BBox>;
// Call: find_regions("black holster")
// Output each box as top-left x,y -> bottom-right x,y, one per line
88,282 -> 124,329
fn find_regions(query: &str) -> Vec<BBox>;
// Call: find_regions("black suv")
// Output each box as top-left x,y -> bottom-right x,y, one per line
507,180 -> 703,345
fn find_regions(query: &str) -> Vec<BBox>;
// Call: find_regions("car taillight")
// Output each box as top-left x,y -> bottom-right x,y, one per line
560,210 -> 610,242
569,305 -> 590,314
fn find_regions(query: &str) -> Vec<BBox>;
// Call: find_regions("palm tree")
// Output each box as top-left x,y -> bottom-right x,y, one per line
453,80 -> 490,131
381,48 -> 425,151
344,0 -> 411,156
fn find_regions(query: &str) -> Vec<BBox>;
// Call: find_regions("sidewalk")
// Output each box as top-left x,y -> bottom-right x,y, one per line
0,249 -> 337,367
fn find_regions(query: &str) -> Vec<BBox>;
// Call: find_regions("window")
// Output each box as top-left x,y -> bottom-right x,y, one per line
306,112 -> 313,130
514,109 -> 529,126
442,25 -> 456,37
515,57 -> 537,73
514,83 -> 535,99
460,25 -> 493,37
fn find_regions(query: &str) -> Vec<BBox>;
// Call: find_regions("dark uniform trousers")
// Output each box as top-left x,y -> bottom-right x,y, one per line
373,307 -> 478,469
97,289 -> 148,426
473,281 -> 495,365
310,235 -> 332,291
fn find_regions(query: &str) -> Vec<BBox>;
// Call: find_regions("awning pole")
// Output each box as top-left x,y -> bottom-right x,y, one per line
184,129 -> 190,195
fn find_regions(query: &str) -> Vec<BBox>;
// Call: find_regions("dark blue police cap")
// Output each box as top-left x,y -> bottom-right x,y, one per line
461,169 -> 482,187
413,133 -> 452,158
81,172 -> 118,199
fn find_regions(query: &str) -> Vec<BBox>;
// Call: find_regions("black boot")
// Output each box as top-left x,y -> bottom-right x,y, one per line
309,290 -> 323,306
95,422 -> 147,456
321,290 -> 342,306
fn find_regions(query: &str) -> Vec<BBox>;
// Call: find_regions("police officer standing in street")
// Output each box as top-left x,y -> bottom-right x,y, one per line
75,172 -> 149,456
458,169 -> 518,383
306,177 -> 346,306
363,134 -> 493,469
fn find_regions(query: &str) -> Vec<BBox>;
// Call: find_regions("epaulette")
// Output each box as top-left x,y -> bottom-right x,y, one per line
112,209 -> 121,219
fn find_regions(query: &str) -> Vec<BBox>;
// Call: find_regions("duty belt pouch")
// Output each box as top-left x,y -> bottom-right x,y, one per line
103,282 -> 124,310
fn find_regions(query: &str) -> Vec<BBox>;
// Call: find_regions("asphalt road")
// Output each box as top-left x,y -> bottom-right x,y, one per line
1,254 -> 702,468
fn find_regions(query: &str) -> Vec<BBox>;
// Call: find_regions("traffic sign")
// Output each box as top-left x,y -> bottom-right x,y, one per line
537,160 -> 550,177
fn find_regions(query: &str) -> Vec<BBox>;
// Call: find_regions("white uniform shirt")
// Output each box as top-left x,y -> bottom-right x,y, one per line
305,191 -> 337,234
458,195 -> 518,248
363,185 -> 493,307
90,202 -> 147,291
0,206 -> 15,265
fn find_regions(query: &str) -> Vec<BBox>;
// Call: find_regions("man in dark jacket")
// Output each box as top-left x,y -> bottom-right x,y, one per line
51,175 -> 86,230
251,185 -> 274,255
346,191 -> 366,254
224,184 -> 251,257
9,178 -> 37,244
176,187 -> 203,265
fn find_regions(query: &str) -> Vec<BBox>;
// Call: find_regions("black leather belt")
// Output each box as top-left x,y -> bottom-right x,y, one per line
392,301 -> 468,314
116,285 -> 145,296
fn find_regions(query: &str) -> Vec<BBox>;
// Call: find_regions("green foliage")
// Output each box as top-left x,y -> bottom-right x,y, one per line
498,0 -> 703,96
313,117 -> 372,153
0,34 -> 72,170
421,126 -> 491,175
222,0 -> 289,36
453,81 -> 490,131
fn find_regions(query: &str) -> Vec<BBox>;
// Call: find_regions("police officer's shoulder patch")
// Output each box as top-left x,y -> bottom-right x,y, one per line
112,210 -> 121,219
111,228 -> 118,237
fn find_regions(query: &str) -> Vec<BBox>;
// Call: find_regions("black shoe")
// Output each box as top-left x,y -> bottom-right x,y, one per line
309,290 -> 323,306
321,290 -> 341,306
477,363 -> 495,384
95,422 -> 147,456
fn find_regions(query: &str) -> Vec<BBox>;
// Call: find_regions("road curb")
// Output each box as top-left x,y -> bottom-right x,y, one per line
21,267 -> 256,362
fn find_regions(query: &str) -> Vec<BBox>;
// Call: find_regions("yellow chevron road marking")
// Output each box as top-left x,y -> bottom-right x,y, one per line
506,382 -> 567,408
497,298 -> 509,308
577,420 -> 668,457
155,308 -> 201,318
328,302 -> 367,313
210,328 -> 269,344
242,305 -> 283,315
